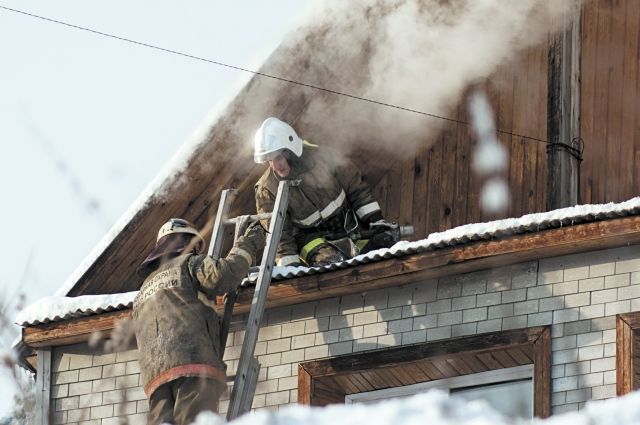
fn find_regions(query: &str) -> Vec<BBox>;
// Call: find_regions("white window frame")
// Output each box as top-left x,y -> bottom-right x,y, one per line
345,364 -> 533,404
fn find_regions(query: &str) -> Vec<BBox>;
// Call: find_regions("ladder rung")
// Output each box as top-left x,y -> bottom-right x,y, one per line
223,212 -> 272,226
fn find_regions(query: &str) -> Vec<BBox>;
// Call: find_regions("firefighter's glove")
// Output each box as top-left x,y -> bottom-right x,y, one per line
234,215 -> 252,237
369,230 -> 396,250
244,220 -> 266,243
369,219 -> 399,249
237,220 -> 266,260
308,245 -> 346,267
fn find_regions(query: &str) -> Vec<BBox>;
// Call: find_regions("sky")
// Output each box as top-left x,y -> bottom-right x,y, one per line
0,0 -> 313,416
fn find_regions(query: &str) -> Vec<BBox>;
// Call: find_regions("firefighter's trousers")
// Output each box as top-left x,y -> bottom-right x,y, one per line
148,376 -> 226,425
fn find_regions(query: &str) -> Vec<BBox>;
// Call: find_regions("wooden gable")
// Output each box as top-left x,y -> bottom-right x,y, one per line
65,1 -> 640,298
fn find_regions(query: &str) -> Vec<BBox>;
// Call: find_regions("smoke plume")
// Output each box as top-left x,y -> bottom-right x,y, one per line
240,0 -> 580,158
148,0 -> 581,223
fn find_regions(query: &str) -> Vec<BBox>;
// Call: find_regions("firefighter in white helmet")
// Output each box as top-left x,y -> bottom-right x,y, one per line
132,218 -> 265,425
254,117 -> 397,267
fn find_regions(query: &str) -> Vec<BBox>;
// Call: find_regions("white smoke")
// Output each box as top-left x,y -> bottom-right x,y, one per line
469,90 -> 509,214
158,0 -> 580,176
260,0 -> 580,157
469,91 -> 507,176
480,177 -> 510,214
131,0 -> 581,227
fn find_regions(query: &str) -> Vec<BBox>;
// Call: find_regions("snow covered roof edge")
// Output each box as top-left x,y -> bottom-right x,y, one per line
20,197 -> 640,327
16,292 -> 137,326
270,196 -> 640,280
54,83 -> 254,298
53,10 -> 308,298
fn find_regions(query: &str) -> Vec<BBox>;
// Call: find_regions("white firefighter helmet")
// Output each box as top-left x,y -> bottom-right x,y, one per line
157,218 -> 204,245
254,117 -> 303,163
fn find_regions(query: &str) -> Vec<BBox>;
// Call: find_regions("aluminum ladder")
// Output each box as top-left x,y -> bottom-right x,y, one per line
206,180 -> 293,420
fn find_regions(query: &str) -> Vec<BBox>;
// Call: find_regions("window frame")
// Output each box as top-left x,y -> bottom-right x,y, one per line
298,326 -> 551,418
616,312 -> 640,395
345,364 -> 533,408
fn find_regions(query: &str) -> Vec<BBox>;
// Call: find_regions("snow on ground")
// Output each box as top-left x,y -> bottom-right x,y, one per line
191,390 -> 640,425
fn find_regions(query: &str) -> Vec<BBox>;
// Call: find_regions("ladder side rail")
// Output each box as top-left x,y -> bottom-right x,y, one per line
208,189 -> 237,359
227,180 -> 291,420
219,289 -> 239,354
221,212 -> 272,351
208,189 -> 237,258
238,357 -> 260,415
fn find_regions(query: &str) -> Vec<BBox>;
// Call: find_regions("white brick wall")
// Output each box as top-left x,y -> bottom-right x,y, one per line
51,344 -> 147,425
46,244 -> 640,419
221,245 -> 640,415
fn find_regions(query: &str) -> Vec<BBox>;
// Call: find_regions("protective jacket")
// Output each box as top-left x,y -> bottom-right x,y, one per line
255,144 -> 382,266
133,239 -> 257,397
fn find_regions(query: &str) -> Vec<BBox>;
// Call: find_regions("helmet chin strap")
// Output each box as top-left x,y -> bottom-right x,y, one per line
283,148 -> 303,170
186,237 -> 205,255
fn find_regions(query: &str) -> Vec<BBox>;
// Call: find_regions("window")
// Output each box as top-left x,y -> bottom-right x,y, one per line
298,327 -> 550,418
345,365 -> 533,420
616,312 -> 640,395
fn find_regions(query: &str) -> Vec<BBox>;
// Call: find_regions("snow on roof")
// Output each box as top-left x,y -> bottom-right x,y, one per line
271,196 -> 640,280
19,197 -> 640,327
16,292 -> 137,326
53,78 -> 255,299
53,141 -> 199,298
194,390 -> 640,425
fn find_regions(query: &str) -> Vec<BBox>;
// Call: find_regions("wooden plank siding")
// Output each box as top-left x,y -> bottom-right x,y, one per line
580,0 -> 640,204
580,0 -> 598,204
621,0 -> 640,199
361,43 -> 549,241
34,348 -> 51,425
616,312 -> 640,395
367,0 -> 640,236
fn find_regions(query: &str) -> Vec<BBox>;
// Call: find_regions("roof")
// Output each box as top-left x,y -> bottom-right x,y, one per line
56,6 -> 425,299
49,1 -> 636,321
57,2 -> 561,300
18,196 -> 640,327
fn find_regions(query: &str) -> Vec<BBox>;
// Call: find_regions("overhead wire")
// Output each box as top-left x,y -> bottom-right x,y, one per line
0,4 -> 549,145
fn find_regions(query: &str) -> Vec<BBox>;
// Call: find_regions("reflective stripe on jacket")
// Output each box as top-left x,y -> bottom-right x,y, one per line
254,145 -> 381,266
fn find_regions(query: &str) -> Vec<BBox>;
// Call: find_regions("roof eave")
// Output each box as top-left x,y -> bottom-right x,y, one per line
20,214 -> 640,350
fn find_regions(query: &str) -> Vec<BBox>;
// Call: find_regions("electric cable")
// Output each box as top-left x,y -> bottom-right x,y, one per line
0,4 -> 549,145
